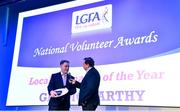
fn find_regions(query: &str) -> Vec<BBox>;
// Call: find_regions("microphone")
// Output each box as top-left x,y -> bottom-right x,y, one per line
68,73 -> 74,83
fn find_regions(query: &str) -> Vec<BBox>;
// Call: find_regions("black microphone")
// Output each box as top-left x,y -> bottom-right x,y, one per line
68,73 -> 74,83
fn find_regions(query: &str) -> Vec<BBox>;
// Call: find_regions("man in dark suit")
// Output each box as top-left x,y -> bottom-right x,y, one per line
47,60 -> 76,111
71,57 -> 101,111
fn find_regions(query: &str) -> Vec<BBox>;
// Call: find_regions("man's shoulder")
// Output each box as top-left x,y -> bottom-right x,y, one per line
88,67 -> 100,77
90,67 -> 99,73
51,72 -> 60,77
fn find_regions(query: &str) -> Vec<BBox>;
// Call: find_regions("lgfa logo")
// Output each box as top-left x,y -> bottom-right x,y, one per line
75,12 -> 100,24
71,4 -> 112,33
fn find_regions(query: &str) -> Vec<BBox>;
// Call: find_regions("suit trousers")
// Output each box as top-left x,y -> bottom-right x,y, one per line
82,104 -> 98,111
48,103 -> 69,111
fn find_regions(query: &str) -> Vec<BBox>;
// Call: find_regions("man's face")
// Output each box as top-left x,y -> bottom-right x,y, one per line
60,62 -> 69,74
83,62 -> 89,71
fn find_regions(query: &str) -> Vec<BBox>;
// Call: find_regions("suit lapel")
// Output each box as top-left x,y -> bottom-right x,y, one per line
56,72 -> 64,87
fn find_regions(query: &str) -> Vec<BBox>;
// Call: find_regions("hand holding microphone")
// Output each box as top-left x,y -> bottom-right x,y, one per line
68,73 -> 76,84
69,79 -> 76,84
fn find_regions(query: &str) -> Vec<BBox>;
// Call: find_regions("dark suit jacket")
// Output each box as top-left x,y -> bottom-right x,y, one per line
47,72 -> 76,108
75,67 -> 100,107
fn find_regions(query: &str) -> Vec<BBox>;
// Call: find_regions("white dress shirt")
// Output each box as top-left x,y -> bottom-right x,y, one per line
62,73 -> 67,86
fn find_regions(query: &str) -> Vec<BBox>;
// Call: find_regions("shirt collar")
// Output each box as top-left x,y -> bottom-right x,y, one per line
61,72 -> 67,76
86,67 -> 92,73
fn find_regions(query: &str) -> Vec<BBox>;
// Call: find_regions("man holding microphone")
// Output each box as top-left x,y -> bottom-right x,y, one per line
71,57 -> 101,111
47,60 -> 76,111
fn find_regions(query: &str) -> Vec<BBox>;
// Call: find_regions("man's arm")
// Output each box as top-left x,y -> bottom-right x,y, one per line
47,74 -> 57,97
70,79 -> 81,88
75,81 -> 81,88
68,76 -> 77,95
47,74 -> 54,95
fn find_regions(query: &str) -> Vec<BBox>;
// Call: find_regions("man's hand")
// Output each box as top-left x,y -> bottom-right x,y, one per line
69,79 -> 76,84
81,101 -> 87,106
50,90 -> 57,97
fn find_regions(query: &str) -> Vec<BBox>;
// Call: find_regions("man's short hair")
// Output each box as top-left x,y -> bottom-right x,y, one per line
84,57 -> 95,67
60,60 -> 69,65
